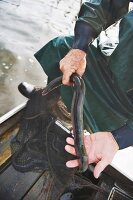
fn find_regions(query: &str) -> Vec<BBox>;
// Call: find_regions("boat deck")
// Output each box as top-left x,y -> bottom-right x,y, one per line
0,105 -> 49,200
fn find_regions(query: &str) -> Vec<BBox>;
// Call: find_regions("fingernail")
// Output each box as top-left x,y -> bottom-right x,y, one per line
95,173 -> 101,179
66,161 -> 69,167
94,174 -> 98,179
65,145 -> 69,152
63,80 -> 67,85
66,138 -> 70,143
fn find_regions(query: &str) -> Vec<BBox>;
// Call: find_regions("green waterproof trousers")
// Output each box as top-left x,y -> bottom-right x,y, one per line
35,11 -> 133,133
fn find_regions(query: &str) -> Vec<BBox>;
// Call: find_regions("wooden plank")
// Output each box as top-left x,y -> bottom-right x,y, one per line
0,106 -> 24,137
23,171 -> 50,200
0,165 -> 43,200
0,125 -> 19,166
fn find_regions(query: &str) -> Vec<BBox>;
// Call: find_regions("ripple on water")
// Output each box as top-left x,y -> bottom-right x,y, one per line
0,0 -> 81,116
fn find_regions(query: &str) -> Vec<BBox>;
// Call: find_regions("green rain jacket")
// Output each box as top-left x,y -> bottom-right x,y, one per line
35,0 -> 133,149
71,0 -> 133,149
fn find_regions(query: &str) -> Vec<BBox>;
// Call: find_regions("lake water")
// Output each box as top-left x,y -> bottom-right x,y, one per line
0,0 -> 81,116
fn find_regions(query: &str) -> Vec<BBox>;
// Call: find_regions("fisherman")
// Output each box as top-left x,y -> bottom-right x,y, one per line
34,0 -> 133,179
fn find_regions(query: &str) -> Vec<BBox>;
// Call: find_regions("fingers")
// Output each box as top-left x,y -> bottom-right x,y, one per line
66,160 -> 79,168
65,145 -> 76,156
66,137 -> 74,145
65,138 -> 79,168
59,49 -> 86,85
62,69 -> 84,85
60,61 -> 75,85
93,159 -> 109,179
76,61 -> 86,77
61,66 -> 77,85
60,54 -> 86,86
62,72 -> 72,85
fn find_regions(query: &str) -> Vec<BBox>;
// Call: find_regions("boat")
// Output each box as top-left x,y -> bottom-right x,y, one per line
0,102 -> 133,200
0,102 -> 44,200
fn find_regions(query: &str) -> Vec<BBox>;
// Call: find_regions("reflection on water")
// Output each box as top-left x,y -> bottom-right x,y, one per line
0,0 -> 80,116
0,0 -> 21,6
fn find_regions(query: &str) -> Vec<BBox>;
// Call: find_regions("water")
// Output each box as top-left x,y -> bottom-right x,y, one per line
0,0 -> 81,116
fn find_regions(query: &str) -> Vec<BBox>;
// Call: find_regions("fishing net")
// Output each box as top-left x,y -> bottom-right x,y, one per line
11,82 -> 71,172
10,82 -> 107,200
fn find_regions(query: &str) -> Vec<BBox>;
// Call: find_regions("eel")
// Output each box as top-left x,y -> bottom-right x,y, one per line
70,74 -> 88,172
43,73 -> 88,172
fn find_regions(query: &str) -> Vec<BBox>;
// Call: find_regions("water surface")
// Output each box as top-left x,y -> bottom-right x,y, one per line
0,0 -> 80,116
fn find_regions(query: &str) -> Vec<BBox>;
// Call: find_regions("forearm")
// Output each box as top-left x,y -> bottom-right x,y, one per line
73,0 -> 130,52
72,21 -> 96,52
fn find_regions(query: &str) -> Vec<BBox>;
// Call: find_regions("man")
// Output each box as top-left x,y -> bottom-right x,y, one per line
35,0 -> 133,179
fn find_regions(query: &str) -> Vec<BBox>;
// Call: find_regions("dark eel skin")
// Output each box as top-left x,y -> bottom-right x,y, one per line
43,73 -> 88,172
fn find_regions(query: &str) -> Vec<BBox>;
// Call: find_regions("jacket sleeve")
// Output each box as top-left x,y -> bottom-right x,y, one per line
112,125 -> 133,149
72,0 -> 130,52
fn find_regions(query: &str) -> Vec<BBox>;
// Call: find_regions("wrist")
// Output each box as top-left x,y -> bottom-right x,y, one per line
108,132 -> 119,151
70,49 -> 86,58
73,21 -> 96,52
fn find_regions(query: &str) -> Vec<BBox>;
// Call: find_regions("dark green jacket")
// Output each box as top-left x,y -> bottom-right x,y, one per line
72,0 -> 133,149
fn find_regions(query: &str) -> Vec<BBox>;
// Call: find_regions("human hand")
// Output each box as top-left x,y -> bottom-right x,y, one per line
65,132 -> 119,178
60,49 -> 86,85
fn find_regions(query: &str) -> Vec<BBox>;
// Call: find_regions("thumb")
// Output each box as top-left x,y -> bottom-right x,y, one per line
62,71 -> 72,85
93,159 -> 109,179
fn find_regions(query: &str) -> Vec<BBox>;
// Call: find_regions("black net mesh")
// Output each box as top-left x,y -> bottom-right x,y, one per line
10,82 -> 107,199
11,115 -> 52,171
11,85 -> 66,172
